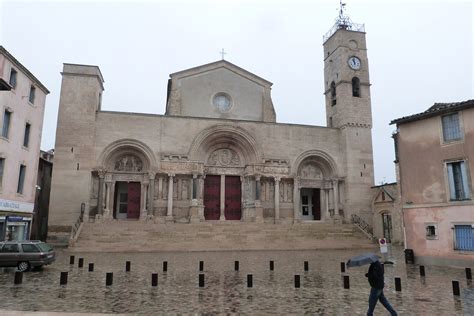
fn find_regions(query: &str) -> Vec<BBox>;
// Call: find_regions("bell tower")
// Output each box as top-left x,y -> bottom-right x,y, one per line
323,2 -> 374,220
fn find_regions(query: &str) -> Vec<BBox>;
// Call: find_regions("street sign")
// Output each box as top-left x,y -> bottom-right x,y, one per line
379,238 -> 388,253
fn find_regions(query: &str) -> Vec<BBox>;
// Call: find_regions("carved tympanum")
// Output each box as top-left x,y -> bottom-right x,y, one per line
300,162 -> 323,179
114,155 -> 143,172
207,149 -> 241,166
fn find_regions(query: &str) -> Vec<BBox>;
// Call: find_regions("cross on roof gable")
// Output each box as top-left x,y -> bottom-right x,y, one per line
169,60 -> 273,88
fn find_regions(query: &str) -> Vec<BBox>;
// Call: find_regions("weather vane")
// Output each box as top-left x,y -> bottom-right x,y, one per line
220,48 -> 227,60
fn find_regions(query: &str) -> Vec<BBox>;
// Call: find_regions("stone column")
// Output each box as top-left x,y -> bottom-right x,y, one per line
103,179 -> 113,219
274,176 -> 280,223
190,174 -> 204,223
96,169 -> 106,218
148,173 -> 155,217
255,176 -> 261,200
158,177 -> 163,199
324,189 -> 330,220
166,173 -> 174,222
220,174 -> 226,221
293,177 -> 300,223
333,179 -> 339,219
140,181 -> 149,221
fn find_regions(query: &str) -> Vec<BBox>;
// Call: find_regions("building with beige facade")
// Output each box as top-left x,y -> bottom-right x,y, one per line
0,46 -> 49,241
391,100 -> 474,266
48,17 -> 376,245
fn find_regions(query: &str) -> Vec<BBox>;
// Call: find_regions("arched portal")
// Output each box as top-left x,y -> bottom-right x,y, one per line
189,125 -> 261,221
94,139 -> 157,220
293,150 -> 340,221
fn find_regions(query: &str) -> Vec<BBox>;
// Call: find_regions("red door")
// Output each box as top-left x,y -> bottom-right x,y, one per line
225,176 -> 241,220
312,189 -> 321,220
204,175 -> 220,220
127,182 -> 141,219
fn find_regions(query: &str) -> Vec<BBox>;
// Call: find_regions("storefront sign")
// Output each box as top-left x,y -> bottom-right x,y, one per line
0,199 -> 34,213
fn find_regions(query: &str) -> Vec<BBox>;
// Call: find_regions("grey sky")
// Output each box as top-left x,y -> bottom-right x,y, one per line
1,0 -> 472,184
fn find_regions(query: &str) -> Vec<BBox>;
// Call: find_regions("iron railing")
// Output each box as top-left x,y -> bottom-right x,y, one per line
351,214 -> 376,241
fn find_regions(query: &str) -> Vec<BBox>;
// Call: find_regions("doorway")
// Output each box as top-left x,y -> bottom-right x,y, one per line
203,175 -> 242,220
204,175 -> 220,220
114,182 -> 141,219
300,188 -> 321,220
382,213 -> 392,243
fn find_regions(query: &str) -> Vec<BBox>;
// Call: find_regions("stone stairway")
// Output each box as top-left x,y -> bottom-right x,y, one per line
71,221 -> 376,252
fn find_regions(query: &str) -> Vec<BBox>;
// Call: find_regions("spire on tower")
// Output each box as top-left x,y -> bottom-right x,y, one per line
323,0 -> 365,43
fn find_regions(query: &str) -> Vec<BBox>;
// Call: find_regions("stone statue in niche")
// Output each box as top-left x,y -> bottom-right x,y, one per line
287,182 -> 293,202
114,155 -> 143,172
300,163 -> 323,179
182,179 -> 189,200
207,149 -> 240,166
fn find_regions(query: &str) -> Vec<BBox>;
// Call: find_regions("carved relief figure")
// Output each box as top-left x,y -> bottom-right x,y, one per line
300,162 -> 323,179
114,155 -> 143,172
207,149 -> 241,166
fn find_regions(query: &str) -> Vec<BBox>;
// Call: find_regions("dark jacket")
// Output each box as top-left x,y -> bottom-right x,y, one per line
366,261 -> 384,289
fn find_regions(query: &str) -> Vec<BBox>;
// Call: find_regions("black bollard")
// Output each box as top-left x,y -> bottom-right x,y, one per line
106,272 -> 113,286
420,265 -> 425,277
294,275 -> 301,288
235,261 -> 239,271
199,274 -> 205,287
59,272 -> 68,285
270,260 -> 274,271
88,263 -> 94,272
125,261 -> 131,272
340,262 -> 346,273
304,261 -> 309,272
14,272 -> 23,284
466,268 -> 472,280
452,281 -> 460,296
247,274 -> 253,288
151,273 -> 158,287
163,261 -> 168,272
343,275 -> 350,289
199,261 -> 204,271
395,277 -> 402,291
78,258 -> 84,268
69,255 -> 75,265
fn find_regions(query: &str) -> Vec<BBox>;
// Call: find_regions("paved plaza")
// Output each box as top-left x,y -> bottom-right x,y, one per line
0,247 -> 473,315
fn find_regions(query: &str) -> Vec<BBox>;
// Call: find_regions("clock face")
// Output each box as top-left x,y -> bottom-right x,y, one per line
348,56 -> 361,70
213,93 -> 232,112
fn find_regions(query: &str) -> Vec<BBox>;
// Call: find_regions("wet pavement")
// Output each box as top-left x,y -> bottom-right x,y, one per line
0,247 -> 473,315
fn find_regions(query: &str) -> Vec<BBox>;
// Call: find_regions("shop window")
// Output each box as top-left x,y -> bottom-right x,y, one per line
425,224 -> 438,240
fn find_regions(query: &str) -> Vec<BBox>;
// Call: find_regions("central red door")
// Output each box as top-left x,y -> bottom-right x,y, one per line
225,176 -> 241,220
127,182 -> 141,219
204,175 -> 220,220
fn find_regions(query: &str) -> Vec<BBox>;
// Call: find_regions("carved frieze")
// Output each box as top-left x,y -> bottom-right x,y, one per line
160,161 -> 202,174
300,162 -> 323,179
112,174 -> 144,182
114,155 -> 143,172
207,148 -> 241,167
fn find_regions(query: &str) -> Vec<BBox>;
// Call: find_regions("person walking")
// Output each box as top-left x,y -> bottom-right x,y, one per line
365,260 -> 397,316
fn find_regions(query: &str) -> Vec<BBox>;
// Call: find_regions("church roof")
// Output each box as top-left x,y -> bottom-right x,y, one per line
390,99 -> 474,125
169,60 -> 273,87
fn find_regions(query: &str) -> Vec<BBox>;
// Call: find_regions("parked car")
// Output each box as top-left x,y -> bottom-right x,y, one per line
0,240 -> 55,272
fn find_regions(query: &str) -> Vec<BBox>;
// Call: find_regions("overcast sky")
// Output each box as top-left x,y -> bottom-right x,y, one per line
1,0 -> 472,184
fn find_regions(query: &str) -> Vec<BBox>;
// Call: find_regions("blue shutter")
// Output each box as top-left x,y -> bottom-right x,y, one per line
455,225 -> 474,251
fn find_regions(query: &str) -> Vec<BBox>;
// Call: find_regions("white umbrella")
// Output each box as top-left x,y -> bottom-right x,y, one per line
346,253 -> 380,268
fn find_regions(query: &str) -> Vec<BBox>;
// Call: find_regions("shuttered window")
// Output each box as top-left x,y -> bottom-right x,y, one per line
447,161 -> 470,200
442,113 -> 461,142
454,225 -> 474,251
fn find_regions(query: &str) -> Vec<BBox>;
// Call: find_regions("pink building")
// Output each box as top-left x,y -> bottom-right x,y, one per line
0,46 -> 49,241
391,100 -> 474,266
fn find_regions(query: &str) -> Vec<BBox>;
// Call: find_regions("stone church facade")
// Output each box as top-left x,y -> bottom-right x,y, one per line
48,23 -> 375,238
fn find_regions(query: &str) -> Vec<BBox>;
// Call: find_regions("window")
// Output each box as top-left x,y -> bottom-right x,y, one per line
23,123 -> 31,148
447,161 -> 470,200
22,244 -> 40,253
382,214 -> 392,243
425,224 -> 438,239
9,68 -> 17,89
352,77 -> 360,97
0,157 -> 4,187
17,164 -> 26,194
29,85 -> 36,104
2,110 -> 12,138
330,82 -> 336,106
1,243 -> 19,252
442,113 -> 461,142
454,225 -> 474,251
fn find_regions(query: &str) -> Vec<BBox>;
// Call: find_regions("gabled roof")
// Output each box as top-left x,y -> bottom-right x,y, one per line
390,99 -> 474,125
170,60 -> 272,87
372,183 -> 397,204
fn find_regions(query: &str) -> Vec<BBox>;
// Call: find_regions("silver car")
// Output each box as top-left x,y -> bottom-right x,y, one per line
0,240 -> 56,272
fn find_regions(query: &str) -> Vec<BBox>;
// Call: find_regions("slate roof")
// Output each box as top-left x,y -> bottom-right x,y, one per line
390,99 -> 474,125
